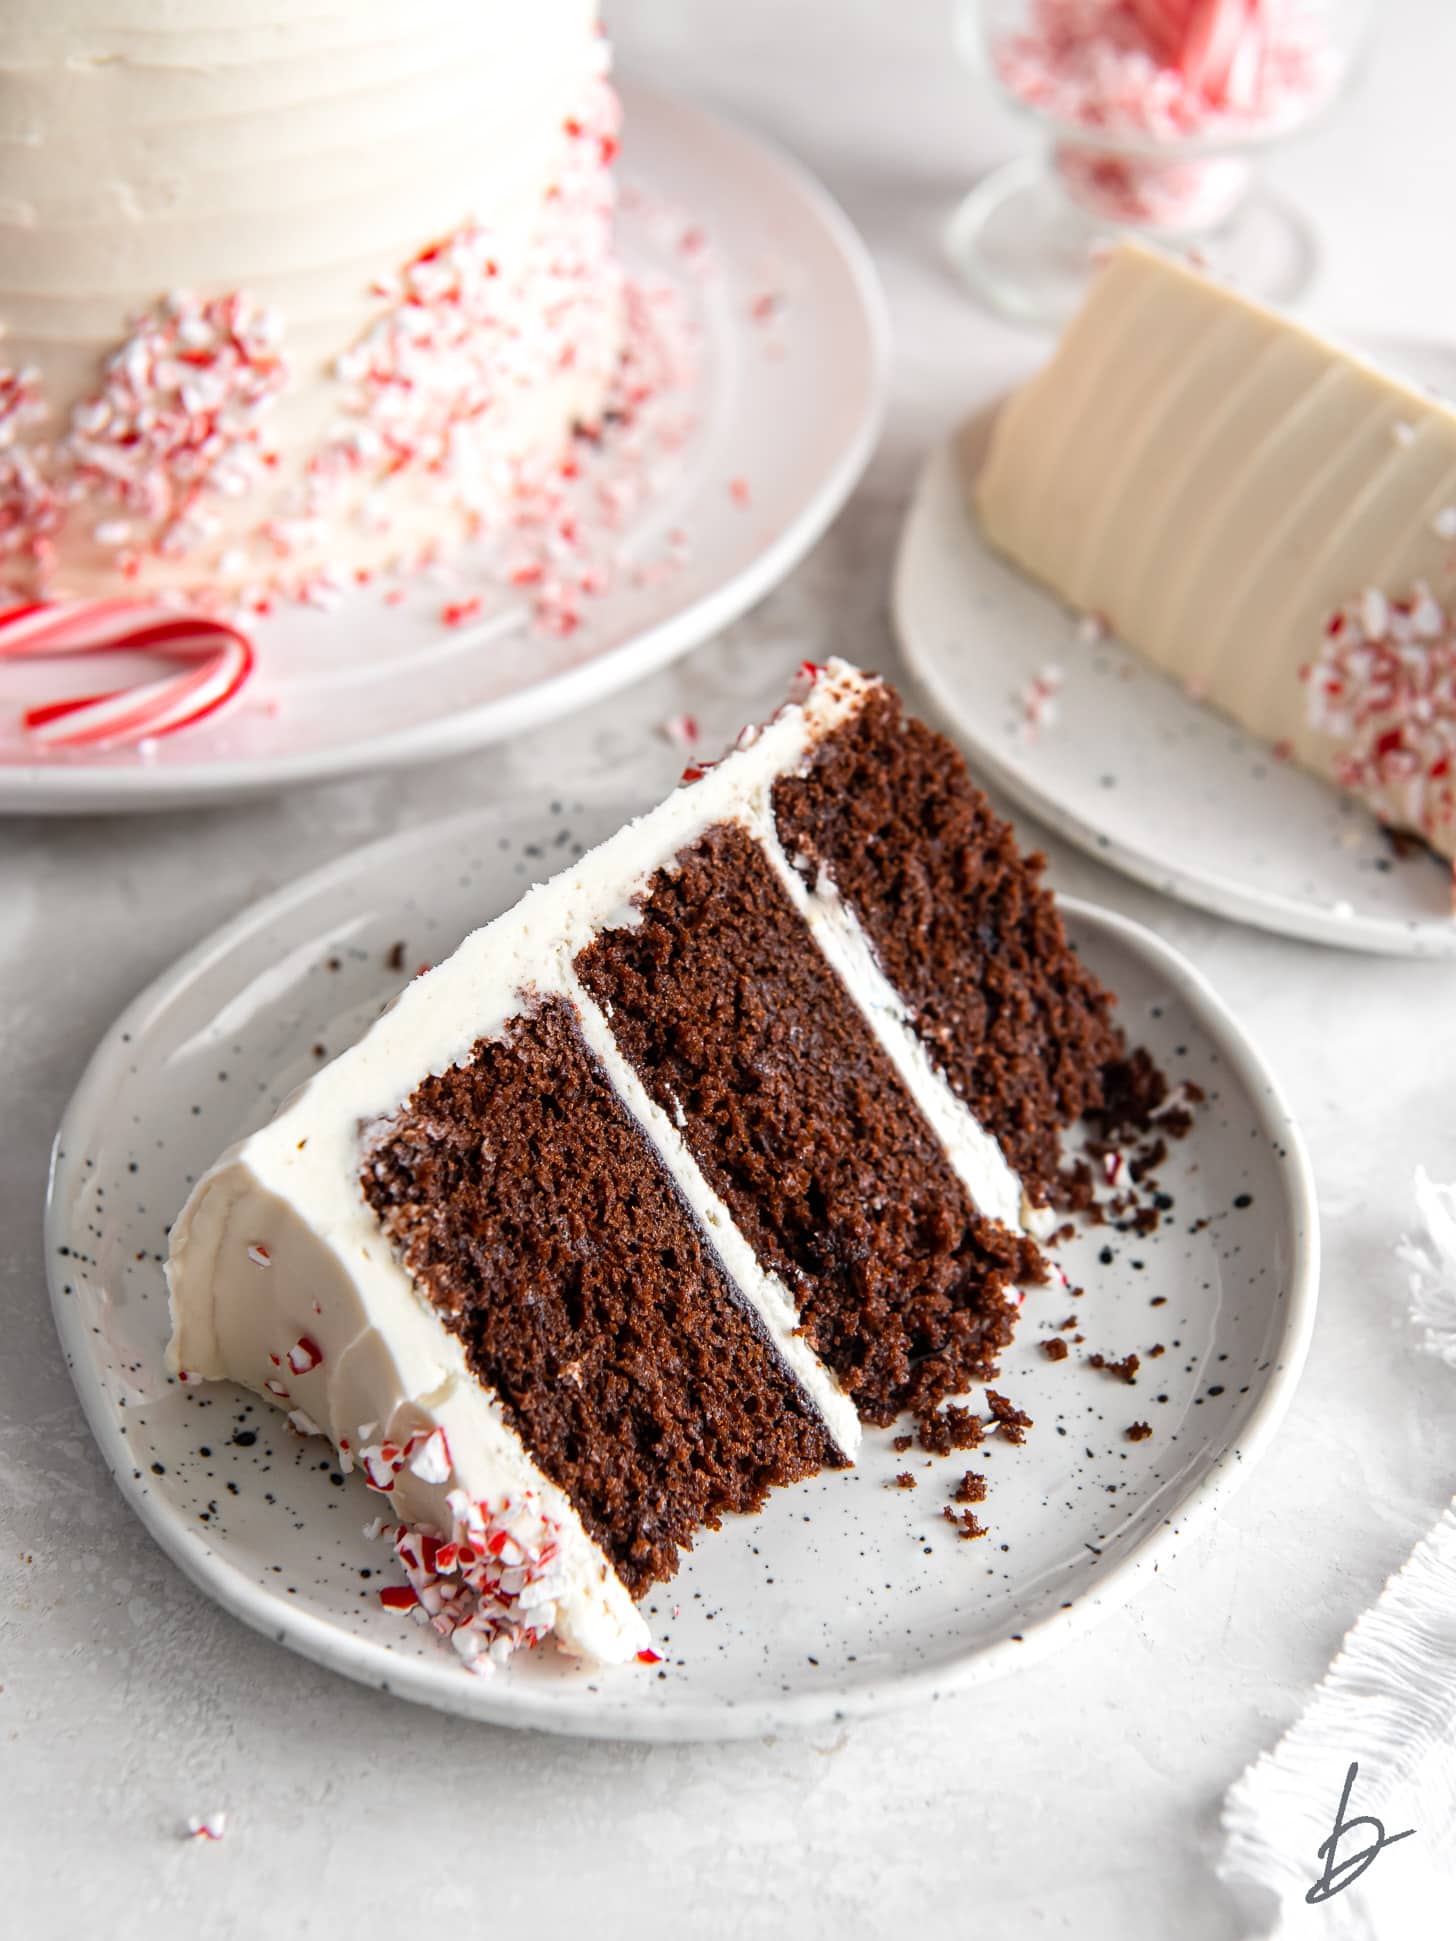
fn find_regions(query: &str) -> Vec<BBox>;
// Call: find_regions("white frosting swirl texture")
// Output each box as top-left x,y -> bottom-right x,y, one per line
0,0 -> 620,596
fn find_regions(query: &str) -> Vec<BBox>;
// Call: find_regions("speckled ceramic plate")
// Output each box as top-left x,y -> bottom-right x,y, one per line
0,81 -> 887,813
894,336 -> 1456,958
46,798 -> 1318,1740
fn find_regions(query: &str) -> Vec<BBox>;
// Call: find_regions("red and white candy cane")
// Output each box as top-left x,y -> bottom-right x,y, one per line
0,600 -> 255,750
1130,0 -> 1270,102
1130,0 -> 1196,64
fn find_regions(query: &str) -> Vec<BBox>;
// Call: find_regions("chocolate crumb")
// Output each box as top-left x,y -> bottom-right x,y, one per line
1088,1351 -> 1140,1385
1126,1422 -> 1153,1442
1041,1336 -> 1070,1362
892,1434 -> 913,1454
386,940 -> 407,974
891,1471 -> 917,1490
1088,1046 -> 1167,1140
1149,1343 -> 1165,1358
985,1390 -> 1032,1444
916,1403 -> 984,1456
953,1471 -> 987,1504
1055,1156 -> 1097,1214
1150,1295 -> 1168,1307
942,1505 -> 988,1541
1129,1136 -> 1168,1183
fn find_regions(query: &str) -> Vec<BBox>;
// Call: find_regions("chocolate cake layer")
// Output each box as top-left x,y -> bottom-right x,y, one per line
361,997 -> 841,1595
577,821 -> 1045,1426
772,684 -> 1123,1199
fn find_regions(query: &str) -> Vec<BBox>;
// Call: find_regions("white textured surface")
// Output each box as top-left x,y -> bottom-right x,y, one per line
4,1 -> 1455,1933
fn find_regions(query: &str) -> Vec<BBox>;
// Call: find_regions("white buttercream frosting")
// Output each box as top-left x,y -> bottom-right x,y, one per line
0,0 -> 619,597
166,662 -> 1036,1668
752,806 -> 1027,1234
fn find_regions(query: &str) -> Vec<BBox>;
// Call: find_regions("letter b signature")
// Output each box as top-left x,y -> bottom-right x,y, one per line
1305,1761 -> 1415,1905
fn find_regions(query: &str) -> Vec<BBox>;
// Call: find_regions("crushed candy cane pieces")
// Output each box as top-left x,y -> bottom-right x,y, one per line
407,1426 -> 453,1485
285,1335 -> 323,1375
1017,665 -> 1065,742
369,1489 -> 568,1673
1305,583 -> 1456,848
659,711 -> 701,754
992,0 -> 1334,228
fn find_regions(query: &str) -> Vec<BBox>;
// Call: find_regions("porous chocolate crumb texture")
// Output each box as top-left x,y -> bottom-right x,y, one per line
917,1401 -> 985,1455
363,998 -> 841,1595
772,683 -> 1125,1200
942,1505 -> 989,1541
986,1390 -> 1033,1443
1089,1352 -> 1141,1386
579,821 -> 1045,1425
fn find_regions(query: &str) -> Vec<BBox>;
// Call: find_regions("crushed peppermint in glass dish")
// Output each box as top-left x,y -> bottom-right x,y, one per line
988,0 -> 1341,227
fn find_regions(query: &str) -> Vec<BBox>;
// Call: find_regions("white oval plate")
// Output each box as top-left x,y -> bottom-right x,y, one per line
0,81 -> 887,813
47,796 -> 1318,1740
894,347 -> 1456,958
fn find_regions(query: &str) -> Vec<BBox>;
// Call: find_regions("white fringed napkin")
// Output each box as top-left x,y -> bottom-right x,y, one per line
1218,1173 -> 1456,1937
1401,1169 -> 1456,1371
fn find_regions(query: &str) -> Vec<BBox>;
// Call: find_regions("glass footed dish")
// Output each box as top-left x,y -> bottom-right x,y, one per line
949,0 -> 1374,325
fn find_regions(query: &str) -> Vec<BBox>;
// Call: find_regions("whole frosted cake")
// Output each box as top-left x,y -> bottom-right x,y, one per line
167,663 -> 1133,1671
0,0 -> 622,605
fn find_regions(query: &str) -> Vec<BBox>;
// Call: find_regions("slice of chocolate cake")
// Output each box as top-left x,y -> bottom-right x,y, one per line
166,662 -> 1124,1671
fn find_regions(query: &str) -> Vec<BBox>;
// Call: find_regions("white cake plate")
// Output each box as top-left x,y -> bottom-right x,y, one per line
47,795 -> 1318,1741
0,81 -> 888,813
894,338 -> 1456,958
